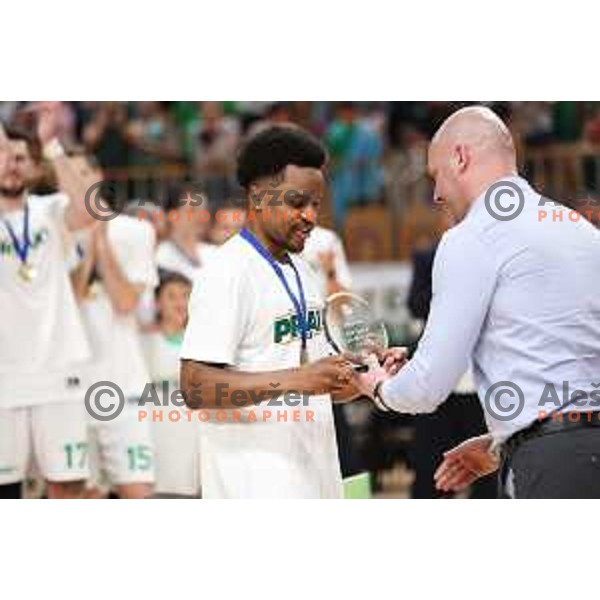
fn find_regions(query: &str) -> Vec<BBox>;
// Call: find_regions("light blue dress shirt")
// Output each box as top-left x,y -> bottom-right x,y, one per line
381,176 -> 600,443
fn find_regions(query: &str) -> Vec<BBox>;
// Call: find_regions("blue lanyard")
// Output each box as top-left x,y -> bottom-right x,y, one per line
1,202 -> 31,265
240,228 -> 309,349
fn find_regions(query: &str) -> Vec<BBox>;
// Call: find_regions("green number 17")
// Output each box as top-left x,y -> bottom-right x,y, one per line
64,442 -> 88,470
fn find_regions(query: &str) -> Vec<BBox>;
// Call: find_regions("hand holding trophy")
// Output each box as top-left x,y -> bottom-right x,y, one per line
323,292 -> 407,409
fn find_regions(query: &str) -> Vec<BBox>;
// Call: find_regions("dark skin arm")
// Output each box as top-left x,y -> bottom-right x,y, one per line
180,355 -> 355,410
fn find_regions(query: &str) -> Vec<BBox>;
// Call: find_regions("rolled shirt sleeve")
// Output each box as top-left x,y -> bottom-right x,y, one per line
380,226 -> 498,413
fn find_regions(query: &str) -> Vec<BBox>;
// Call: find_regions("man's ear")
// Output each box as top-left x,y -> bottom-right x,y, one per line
454,144 -> 469,174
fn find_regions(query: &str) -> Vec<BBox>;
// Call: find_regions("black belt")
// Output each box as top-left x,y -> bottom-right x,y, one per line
500,411 -> 600,490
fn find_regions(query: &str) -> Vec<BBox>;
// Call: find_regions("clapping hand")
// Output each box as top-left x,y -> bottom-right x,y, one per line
34,102 -> 63,146
434,434 -> 499,493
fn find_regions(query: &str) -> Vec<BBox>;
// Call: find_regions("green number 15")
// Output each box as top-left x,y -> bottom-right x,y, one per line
127,445 -> 152,472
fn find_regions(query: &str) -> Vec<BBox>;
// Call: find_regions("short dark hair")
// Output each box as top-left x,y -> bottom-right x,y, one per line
3,124 -> 39,158
236,125 -> 327,189
155,269 -> 193,299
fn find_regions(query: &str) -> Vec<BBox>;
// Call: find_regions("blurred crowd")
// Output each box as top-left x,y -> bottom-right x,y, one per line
3,101 -> 597,233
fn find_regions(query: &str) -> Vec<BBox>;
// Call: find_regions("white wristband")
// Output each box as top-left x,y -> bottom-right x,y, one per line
43,138 -> 65,160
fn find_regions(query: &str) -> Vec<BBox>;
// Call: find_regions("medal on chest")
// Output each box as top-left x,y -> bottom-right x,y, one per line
240,229 -> 310,367
88,281 -> 102,299
18,262 -> 37,283
2,202 -> 36,284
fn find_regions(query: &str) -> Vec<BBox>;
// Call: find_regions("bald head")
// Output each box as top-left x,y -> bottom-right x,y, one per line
428,106 -> 518,223
431,106 -> 516,164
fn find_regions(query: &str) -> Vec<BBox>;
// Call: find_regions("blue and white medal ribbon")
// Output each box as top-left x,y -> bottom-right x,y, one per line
1,202 -> 35,282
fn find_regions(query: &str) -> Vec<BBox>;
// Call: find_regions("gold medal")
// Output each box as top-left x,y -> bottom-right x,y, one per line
88,281 -> 101,300
3,202 -> 35,283
18,262 -> 37,283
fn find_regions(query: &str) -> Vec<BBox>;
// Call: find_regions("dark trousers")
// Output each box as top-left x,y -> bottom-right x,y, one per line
413,393 -> 497,499
332,404 -> 359,478
501,428 -> 600,499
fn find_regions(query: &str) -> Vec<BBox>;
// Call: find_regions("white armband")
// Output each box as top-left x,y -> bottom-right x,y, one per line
43,138 -> 65,161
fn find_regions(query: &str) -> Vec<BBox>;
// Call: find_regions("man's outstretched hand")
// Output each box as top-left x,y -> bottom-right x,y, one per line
377,347 -> 408,376
354,347 -> 408,401
434,434 -> 500,493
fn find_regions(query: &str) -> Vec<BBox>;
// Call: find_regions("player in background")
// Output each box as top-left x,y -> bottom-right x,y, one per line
301,225 -> 352,298
155,186 -> 217,281
179,126 -> 400,498
0,103 -> 98,499
300,224 -> 357,475
126,201 -> 170,244
143,271 -> 202,497
70,152 -> 158,499
209,203 -> 246,246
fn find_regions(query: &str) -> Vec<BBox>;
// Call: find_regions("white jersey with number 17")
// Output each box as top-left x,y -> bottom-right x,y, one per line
0,194 -> 90,407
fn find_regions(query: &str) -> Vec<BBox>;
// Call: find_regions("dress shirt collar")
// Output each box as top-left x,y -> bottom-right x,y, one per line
465,175 -> 534,224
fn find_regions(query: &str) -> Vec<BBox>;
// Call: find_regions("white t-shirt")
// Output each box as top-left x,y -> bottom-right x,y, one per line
144,330 -> 203,496
78,216 -> 158,399
156,240 -> 218,282
301,226 -> 352,298
180,234 -> 342,499
144,331 -> 182,386
0,193 -> 91,407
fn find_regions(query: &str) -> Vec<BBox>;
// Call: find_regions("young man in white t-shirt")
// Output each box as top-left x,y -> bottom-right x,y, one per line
0,104 -> 100,499
69,153 -> 158,499
155,187 -> 218,281
180,126 -> 363,499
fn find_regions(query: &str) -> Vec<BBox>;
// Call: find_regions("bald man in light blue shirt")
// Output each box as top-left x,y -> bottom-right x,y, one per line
361,106 -> 600,498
